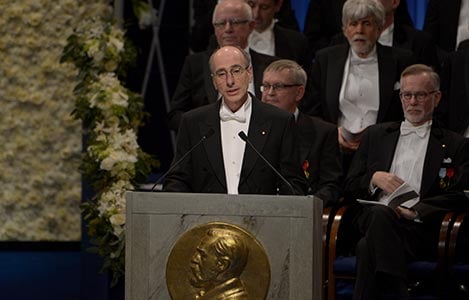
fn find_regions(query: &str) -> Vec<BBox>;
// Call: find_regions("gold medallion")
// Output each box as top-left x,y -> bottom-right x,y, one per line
166,222 -> 271,299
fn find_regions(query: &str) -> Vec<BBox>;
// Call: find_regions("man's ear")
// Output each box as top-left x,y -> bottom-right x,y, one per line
217,257 -> 230,272
212,76 -> 218,90
433,90 -> 442,108
295,85 -> 305,102
247,20 -> 256,33
247,65 -> 253,83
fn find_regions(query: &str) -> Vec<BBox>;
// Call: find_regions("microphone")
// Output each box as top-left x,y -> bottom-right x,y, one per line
238,131 -> 296,195
150,128 -> 215,191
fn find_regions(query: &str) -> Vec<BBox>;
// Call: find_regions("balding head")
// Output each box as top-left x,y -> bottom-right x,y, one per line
209,46 -> 253,112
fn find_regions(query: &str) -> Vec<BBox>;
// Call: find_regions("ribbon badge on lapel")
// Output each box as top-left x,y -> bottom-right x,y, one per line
439,157 -> 455,189
302,160 -> 310,179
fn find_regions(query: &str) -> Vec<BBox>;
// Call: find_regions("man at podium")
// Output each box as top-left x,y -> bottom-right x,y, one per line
163,46 -> 306,195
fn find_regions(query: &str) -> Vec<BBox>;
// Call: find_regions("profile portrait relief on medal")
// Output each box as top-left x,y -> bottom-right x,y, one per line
166,222 -> 271,300
190,229 -> 249,299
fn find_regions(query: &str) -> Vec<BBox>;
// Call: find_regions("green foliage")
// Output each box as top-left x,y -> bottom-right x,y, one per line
62,15 -> 157,285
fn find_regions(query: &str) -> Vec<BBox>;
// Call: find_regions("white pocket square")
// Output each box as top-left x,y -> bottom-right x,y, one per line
393,81 -> 401,90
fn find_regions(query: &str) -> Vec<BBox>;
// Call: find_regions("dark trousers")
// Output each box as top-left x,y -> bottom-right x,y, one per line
353,205 -> 433,300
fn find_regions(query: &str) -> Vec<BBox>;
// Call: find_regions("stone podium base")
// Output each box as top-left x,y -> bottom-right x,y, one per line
125,192 -> 322,300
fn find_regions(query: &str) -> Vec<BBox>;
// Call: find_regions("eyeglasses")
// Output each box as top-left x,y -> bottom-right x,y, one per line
260,83 -> 302,92
213,19 -> 249,28
212,65 -> 249,80
399,90 -> 438,102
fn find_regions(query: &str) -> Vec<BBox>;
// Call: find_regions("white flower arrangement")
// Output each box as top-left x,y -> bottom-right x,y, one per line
61,8 -> 155,285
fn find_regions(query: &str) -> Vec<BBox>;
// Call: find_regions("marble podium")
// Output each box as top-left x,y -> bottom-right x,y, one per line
125,192 -> 322,300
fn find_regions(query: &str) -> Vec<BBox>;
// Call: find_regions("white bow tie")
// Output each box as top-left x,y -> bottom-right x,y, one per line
400,122 -> 430,138
219,108 -> 246,122
350,55 -> 377,66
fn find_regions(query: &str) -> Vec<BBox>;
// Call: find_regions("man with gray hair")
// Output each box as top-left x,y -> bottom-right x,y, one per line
261,59 -> 343,206
168,0 -> 278,131
306,0 -> 415,172
345,64 -> 469,299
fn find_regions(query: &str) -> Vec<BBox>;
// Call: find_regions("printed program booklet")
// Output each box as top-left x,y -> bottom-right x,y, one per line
357,182 -> 419,209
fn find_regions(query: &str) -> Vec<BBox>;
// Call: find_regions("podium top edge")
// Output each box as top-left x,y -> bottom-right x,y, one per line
125,192 -> 321,218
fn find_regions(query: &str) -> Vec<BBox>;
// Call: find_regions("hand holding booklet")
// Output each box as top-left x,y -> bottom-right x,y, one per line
357,182 -> 419,209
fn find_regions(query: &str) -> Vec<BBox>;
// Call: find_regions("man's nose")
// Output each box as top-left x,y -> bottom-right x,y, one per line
408,96 -> 419,105
191,252 -> 200,263
226,73 -> 235,86
223,22 -> 234,31
356,23 -> 364,33
252,6 -> 259,19
266,86 -> 276,94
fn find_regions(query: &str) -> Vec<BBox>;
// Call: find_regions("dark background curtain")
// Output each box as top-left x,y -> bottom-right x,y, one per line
291,0 -> 429,31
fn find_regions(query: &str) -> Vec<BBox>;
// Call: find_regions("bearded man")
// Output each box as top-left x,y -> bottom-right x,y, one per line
305,0 -> 415,171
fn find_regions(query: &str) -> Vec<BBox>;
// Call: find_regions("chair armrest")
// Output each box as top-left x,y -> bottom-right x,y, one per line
448,211 -> 468,266
438,211 -> 458,264
325,205 -> 352,300
328,206 -> 350,265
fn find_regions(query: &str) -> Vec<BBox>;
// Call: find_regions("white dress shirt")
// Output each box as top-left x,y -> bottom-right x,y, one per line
220,96 -> 252,194
378,23 -> 394,47
339,47 -> 379,134
385,120 -> 432,207
457,0 -> 469,49
248,21 -> 275,57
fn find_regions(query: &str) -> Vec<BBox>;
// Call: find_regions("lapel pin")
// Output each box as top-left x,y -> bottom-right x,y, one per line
261,131 -> 266,135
